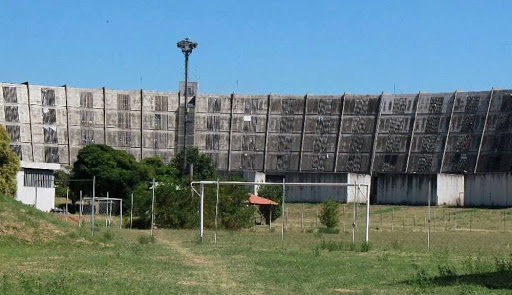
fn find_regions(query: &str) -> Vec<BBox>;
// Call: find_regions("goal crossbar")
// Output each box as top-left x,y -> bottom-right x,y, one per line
81,197 -> 123,229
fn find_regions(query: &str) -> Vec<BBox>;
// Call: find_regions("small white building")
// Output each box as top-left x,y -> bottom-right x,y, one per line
15,161 -> 61,212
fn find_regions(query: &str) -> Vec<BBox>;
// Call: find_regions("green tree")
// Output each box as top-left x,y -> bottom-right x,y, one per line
139,156 -> 178,182
131,149 -> 255,230
319,200 -> 340,229
170,147 -> 215,181
69,144 -> 142,201
216,181 -> 256,229
154,182 -> 198,229
54,166 -> 72,201
0,125 -> 20,196
257,185 -> 282,224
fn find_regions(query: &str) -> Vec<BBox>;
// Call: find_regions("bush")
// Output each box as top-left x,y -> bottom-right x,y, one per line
216,182 -> 257,230
257,185 -> 282,224
319,200 -> 340,229
155,182 -> 198,229
361,241 -> 371,252
0,125 -> 20,196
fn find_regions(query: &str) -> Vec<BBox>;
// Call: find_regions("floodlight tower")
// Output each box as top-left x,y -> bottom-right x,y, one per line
177,37 -> 198,174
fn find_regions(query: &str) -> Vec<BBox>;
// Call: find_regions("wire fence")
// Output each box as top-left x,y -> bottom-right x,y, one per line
279,203 -> 512,233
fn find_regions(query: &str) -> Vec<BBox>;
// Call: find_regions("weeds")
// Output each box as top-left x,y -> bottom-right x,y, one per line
437,264 -> 457,277
138,235 -> 156,245
412,263 -> 432,287
494,254 -> 512,272
391,239 -> 403,251
317,227 -> 340,234
361,242 -> 371,252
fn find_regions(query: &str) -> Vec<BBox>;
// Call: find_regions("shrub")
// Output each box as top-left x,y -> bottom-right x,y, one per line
319,200 -> 340,229
0,125 -> 20,196
257,185 -> 282,224
361,241 -> 371,252
217,183 -> 256,229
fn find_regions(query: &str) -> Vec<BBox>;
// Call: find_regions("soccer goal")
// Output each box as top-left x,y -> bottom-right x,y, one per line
81,196 -> 123,230
190,180 -> 370,244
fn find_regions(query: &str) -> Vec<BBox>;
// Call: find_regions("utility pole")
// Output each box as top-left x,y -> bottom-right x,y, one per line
177,37 -> 198,175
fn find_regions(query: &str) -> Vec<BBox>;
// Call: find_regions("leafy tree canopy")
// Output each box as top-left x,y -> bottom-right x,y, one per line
0,125 -> 20,196
139,156 -> 178,182
170,147 -> 215,181
69,144 -> 141,201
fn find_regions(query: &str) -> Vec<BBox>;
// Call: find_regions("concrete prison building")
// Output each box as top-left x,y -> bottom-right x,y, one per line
1,82 -> 511,207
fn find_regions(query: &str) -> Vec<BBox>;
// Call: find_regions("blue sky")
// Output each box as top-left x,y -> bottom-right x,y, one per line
1,1 -> 511,95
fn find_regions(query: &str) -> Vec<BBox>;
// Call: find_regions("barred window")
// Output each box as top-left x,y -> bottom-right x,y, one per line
117,131 -> 131,147
3,87 -> 17,103
153,133 -> 167,149
81,130 -> 94,145
42,89 -> 56,106
9,144 -> 22,159
208,97 -> 221,112
6,125 -> 20,142
4,106 -> 19,122
80,92 -> 93,108
80,110 -> 94,126
24,169 -> 54,188
117,94 -> 130,110
43,127 -> 58,144
154,114 -> 168,130
117,112 -> 131,128
44,147 -> 59,163
43,108 -> 56,124
155,96 -> 168,112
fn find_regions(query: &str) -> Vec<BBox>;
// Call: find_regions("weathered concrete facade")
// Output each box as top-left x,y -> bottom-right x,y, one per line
465,173 -> 512,207
1,82 -> 512,206
374,174 -> 464,206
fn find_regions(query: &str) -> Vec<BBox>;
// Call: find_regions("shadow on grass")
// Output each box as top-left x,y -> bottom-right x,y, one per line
408,270 -> 512,290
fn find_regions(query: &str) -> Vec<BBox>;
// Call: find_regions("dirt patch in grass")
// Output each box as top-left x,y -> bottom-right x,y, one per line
157,235 -> 238,290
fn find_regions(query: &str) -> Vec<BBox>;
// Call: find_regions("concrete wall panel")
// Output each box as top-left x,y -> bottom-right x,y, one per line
437,174 -> 464,206
465,173 -> 512,206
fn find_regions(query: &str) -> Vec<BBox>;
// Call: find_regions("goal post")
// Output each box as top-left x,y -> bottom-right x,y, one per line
82,197 -> 124,230
190,180 -> 370,244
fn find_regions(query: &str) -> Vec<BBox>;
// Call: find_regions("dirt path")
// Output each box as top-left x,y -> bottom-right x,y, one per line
156,234 -> 238,291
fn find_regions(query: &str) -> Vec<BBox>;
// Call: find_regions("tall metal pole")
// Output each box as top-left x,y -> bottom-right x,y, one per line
269,209 -> 272,229
199,182 -> 204,242
119,200 -> 123,229
182,52 -> 189,174
151,178 -> 155,237
79,190 -> 82,228
281,178 -> 285,241
130,192 -> 133,229
106,191 -> 109,228
364,184 -> 370,244
66,188 -> 69,222
92,176 -> 95,237
427,178 -> 431,251
352,182 -> 357,245
177,37 -> 197,175
214,179 -> 219,243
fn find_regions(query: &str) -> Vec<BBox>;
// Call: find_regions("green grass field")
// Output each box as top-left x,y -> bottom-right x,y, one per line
1,195 -> 512,294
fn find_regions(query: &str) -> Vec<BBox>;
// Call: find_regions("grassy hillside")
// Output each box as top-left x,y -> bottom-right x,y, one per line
0,194 -> 73,243
0,196 -> 511,294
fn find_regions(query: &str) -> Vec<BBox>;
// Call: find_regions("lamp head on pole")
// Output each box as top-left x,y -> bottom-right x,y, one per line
177,37 -> 198,55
